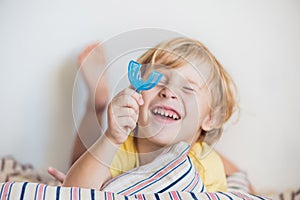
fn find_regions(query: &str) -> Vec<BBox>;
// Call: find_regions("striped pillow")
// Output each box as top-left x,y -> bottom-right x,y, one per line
0,182 -> 270,200
101,142 -> 206,195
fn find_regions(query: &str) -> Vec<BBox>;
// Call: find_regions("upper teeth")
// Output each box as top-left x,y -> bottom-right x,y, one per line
153,108 -> 179,120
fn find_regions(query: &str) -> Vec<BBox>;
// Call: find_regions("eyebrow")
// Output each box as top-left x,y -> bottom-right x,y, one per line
186,78 -> 197,85
186,78 -> 205,89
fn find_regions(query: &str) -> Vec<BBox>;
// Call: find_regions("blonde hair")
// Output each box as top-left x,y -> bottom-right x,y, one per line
137,37 -> 238,143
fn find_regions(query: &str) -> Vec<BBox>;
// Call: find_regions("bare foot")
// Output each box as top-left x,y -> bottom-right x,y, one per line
78,42 -> 109,112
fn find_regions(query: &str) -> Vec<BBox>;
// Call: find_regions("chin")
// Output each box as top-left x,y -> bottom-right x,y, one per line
147,133 -> 180,147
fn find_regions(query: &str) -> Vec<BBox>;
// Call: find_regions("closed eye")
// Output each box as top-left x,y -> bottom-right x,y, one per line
183,87 -> 195,92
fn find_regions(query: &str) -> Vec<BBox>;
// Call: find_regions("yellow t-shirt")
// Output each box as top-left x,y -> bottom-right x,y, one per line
110,135 -> 227,192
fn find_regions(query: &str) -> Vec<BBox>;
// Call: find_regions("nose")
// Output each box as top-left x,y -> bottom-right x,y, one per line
159,87 -> 177,99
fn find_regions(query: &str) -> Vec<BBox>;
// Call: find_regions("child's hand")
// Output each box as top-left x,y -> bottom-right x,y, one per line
106,88 -> 144,145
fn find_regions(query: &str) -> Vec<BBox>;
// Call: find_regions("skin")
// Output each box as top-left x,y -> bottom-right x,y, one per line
135,64 -> 212,164
62,62 -> 214,189
62,88 -> 143,189
72,42 -> 109,165
48,43 -> 255,193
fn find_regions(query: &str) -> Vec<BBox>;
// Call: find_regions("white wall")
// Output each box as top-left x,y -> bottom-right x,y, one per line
0,0 -> 299,192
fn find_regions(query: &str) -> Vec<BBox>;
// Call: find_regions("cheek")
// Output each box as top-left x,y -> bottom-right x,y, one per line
195,92 -> 211,113
137,104 -> 148,126
182,100 -> 200,127
184,96 -> 209,127
183,95 -> 199,115
137,91 -> 156,125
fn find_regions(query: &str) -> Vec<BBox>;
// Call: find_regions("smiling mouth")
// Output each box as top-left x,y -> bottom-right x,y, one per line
151,107 -> 181,120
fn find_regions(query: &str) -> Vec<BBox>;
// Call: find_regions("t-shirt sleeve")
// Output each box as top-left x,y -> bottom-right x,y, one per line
189,143 -> 227,192
109,136 -> 138,178
202,149 -> 227,192
110,152 -> 123,178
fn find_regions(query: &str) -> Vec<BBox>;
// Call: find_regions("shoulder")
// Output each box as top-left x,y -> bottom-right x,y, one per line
189,142 -> 227,192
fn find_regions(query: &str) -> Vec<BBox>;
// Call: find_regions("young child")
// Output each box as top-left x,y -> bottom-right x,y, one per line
62,37 -> 239,192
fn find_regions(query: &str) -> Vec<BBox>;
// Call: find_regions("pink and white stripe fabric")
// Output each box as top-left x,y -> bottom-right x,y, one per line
0,142 -> 270,199
102,142 -> 205,195
227,171 -> 251,193
0,182 -> 269,199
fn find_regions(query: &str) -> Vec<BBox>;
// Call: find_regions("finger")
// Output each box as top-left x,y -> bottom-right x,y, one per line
114,107 -> 139,122
114,116 -> 137,133
48,167 -> 66,183
118,88 -> 144,106
112,94 -> 140,113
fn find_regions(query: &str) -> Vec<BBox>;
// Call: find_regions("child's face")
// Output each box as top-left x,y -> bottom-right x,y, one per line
136,62 -> 212,147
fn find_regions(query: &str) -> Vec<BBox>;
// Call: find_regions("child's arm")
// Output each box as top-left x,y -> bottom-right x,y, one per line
62,88 -> 144,189
218,152 -> 239,176
218,152 -> 255,194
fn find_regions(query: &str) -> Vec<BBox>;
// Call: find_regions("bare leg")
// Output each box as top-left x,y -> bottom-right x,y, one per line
71,43 -> 109,165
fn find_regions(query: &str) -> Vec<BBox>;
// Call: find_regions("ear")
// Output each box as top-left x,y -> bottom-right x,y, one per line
201,115 -> 213,132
